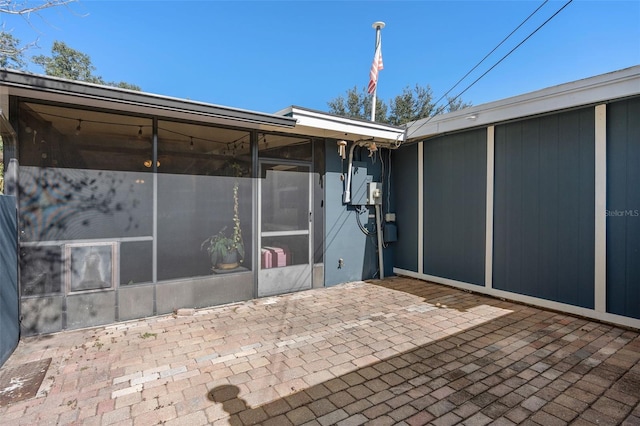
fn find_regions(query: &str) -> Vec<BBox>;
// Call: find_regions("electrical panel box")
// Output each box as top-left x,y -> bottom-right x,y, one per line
385,212 -> 396,222
367,182 -> 382,205
383,223 -> 398,243
351,162 -> 371,205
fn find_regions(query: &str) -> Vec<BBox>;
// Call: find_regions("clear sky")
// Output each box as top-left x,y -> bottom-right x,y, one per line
3,0 -> 639,114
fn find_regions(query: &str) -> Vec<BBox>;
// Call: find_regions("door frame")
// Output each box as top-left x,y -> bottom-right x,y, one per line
257,158 -> 313,297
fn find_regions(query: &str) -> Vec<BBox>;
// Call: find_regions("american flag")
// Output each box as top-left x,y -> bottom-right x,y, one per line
367,41 -> 384,94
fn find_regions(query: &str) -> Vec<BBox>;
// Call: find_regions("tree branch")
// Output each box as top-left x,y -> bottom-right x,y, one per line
0,0 -> 76,16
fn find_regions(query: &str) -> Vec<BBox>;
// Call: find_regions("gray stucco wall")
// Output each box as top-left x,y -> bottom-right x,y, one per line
0,195 -> 19,366
606,97 -> 640,319
423,129 -> 487,285
493,107 -> 595,308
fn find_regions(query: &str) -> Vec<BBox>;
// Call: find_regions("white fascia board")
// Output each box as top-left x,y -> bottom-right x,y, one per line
406,66 -> 640,141
279,106 -> 406,145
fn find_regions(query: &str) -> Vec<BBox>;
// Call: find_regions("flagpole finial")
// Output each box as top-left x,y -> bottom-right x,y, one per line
372,21 -> 385,30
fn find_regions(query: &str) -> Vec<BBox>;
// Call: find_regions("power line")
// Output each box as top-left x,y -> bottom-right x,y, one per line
428,0 -> 549,117
406,0 -> 573,140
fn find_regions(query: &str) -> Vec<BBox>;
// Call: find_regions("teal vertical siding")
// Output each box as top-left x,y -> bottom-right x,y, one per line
493,108 -> 595,308
393,144 -> 419,272
423,129 -> 487,285
606,97 -> 640,319
0,196 -> 19,366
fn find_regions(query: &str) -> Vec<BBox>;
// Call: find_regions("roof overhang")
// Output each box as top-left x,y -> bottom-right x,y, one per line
405,65 -> 640,142
275,106 -> 406,148
0,69 -> 297,131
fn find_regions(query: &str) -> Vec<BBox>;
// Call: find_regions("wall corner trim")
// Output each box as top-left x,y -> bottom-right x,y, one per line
417,141 -> 424,275
485,126 -> 495,289
594,104 -> 607,313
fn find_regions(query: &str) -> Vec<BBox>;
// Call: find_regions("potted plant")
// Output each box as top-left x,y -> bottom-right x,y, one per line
201,182 -> 245,270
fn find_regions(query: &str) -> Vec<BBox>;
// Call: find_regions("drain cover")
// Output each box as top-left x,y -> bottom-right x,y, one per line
0,358 -> 51,407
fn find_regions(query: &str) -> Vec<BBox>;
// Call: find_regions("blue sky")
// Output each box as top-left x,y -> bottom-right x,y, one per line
3,0 -> 639,114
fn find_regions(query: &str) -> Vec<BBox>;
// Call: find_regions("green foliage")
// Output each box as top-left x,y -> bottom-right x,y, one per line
387,84 -> 435,125
445,96 -> 471,112
327,86 -> 388,123
328,84 -> 472,126
201,227 -> 235,267
109,81 -> 141,91
1,1 -> 76,67
32,40 -> 141,90
33,41 -> 97,81
0,31 -> 26,69
201,182 -> 244,268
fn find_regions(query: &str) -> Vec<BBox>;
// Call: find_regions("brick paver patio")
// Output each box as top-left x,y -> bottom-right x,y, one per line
1,276 -> 639,425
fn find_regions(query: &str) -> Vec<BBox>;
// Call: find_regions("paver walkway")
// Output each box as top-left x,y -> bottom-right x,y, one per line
1,277 -> 639,425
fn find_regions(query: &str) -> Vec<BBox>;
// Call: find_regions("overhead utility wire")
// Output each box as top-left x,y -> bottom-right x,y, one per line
427,0 -> 549,118
406,0 -> 573,140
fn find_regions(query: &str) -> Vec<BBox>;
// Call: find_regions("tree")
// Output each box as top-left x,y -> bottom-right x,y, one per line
328,84 -> 472,126
387,84 -> 436,125
327,86 -> 388,123
109,81 -> 142,91
0,0 -> 75,15
0,31 -> 27,69
33,40 -> 98,81
33,40 -> 141,90
0,0 -> 76,61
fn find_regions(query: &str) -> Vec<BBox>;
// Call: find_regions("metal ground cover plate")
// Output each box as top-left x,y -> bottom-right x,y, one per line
0,358 -> 51,407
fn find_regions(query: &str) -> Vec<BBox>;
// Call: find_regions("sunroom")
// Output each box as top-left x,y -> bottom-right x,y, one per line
0,70 -> 405,335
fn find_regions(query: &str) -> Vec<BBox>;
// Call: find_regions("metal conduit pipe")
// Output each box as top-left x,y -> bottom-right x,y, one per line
343,141 -> 366,204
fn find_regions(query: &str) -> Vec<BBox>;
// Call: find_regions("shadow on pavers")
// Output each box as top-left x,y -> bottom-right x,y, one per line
209,385 -> 250,426
205,281 -> 640,425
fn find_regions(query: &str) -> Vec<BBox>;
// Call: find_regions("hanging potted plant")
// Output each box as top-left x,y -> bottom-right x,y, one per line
201,182 -> 245,270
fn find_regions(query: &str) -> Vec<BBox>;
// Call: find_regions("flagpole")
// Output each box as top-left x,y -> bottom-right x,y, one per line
370,21 -> 385,122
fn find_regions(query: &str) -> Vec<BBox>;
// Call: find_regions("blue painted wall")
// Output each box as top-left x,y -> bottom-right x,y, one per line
606,97 -> 640,319
324,140 -> 392,285
0,195 -> 19,367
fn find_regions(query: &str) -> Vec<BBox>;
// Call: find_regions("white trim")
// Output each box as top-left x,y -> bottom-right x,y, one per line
485,126 -> 495,289
594,104 -> 607,313
417,142 -> 424,275
393,268 -> 640,330
261,230 -> 309,237
152,171 -> 158,285
405,66 -> 640,141
277,106 -> 406,146
20,236 -> 153,247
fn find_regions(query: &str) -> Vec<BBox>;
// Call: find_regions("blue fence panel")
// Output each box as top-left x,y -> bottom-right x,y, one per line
0,195 -> 19,367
